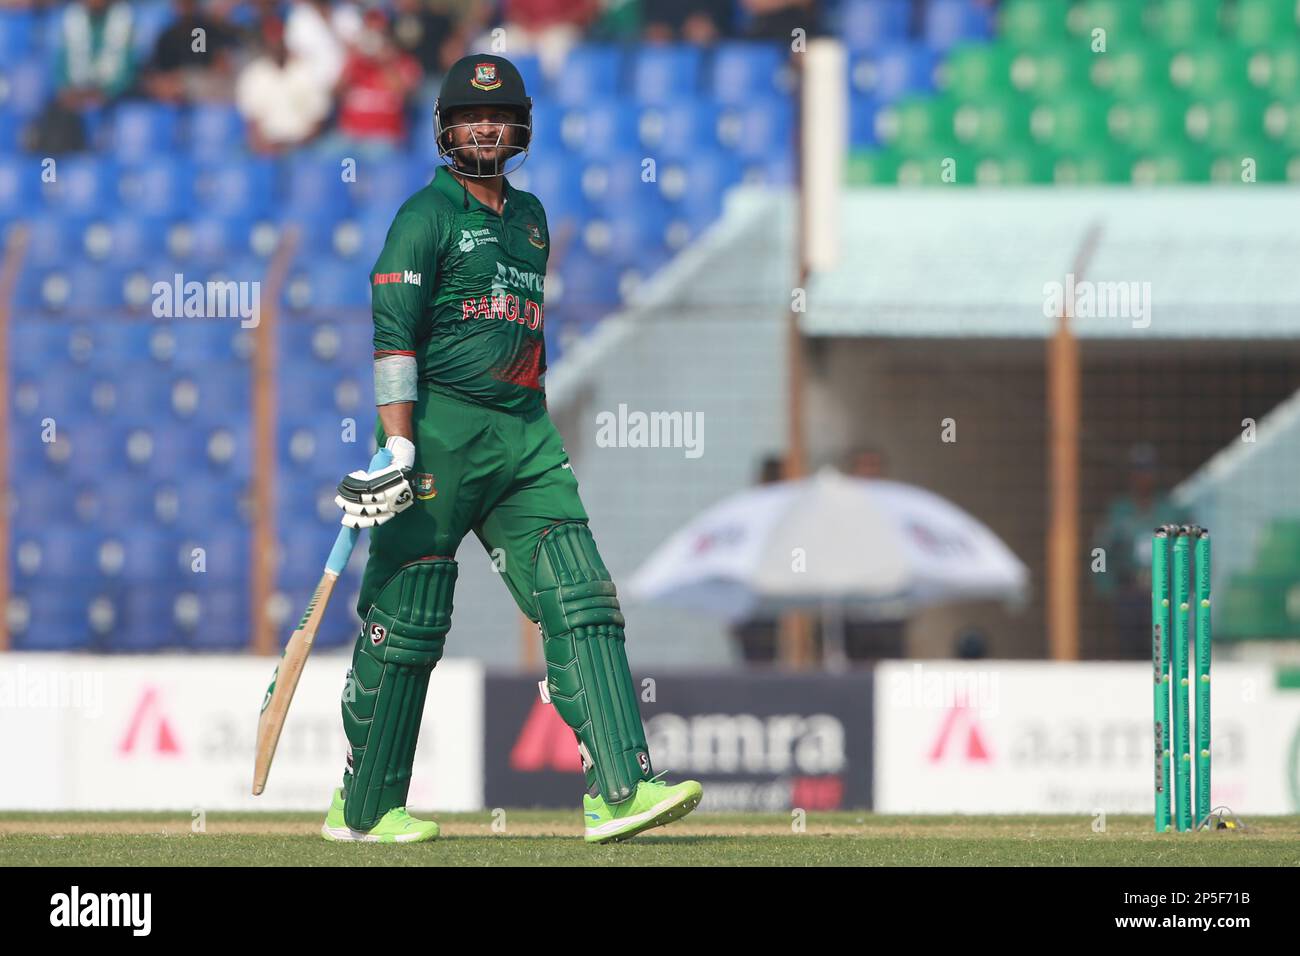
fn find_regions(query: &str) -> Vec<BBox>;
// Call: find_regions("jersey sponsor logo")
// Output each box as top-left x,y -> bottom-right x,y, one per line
459,227 -> 499,252
471,62 -> 501,91
461,293 -> 544,331
494,261 -> 544,295
525,223 -> 545,249
373,271 -> 422,286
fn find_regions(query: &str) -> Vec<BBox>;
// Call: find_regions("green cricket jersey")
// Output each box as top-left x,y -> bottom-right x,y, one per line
371,164 -> 551,414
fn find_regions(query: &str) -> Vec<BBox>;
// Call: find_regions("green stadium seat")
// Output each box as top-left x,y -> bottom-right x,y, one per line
1150,0 -> 1224,46
1107,91 -> 1191,148
973,149 -> 1055,185
1052,148 -> 1134,184
1233,0 -> 1300,47
1000,0 -> 1071,46
1248,45 -> 1300,96
875,95 -> 958,150
1185,95 -> 1268,149
1131,146 -> 1212,183
1263,98 -> 1300,146
954,96 -> 1033,149
1169,44 -> 1252,97
941,42 -> 1014,100
1090,43 -> 1176,97
1009,44 -> 1093,97
1030,93 -> 1110,149
1067,0 -> 1150,41
1208,143 -> 1288,182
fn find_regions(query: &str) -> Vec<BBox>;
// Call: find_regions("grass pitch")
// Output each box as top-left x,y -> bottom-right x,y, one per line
2,812 -> 1299,866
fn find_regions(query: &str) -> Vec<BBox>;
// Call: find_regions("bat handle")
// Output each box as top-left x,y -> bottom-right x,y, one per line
325,448 -> 395,575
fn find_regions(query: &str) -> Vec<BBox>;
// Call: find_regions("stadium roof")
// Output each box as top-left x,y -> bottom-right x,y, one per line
607,185 -> 1300,341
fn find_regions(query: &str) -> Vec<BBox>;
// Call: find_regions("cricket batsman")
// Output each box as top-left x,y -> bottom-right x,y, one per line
320,54 -> 703,844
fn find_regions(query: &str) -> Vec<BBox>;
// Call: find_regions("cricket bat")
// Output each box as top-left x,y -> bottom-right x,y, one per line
252,448 -> 391,795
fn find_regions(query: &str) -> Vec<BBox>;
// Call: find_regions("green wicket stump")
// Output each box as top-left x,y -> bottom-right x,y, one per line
1151,525 -> 1212,832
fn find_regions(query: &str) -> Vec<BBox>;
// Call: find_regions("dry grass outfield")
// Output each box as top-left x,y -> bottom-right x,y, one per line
2,812 -> 1298,866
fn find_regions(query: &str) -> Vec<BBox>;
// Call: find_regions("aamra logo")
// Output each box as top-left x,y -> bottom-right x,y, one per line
472,62 -> 501,91
927,695 -> 992,763
118,687 -> 181,755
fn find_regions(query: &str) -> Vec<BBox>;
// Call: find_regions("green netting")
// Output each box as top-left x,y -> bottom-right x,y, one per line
953,96 -> 1033,149
1208,143 -> 1289,182
972,149 -> 1056,184
1106,91 -> 1191,148
1185,95 -> 1267,149
1246,45 -> 1300,96
1263,98 -> 1300,146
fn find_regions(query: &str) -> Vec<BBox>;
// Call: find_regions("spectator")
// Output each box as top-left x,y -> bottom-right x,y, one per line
57,0 -> 136,109
141,0 -> 242,104
1091,443 -> 1191,659
391,0 -> 460,80
285,0 -> 361,91
739,0 -> 820,42
642,0 -> 732,44
499,0 -> 599,79
236,17 -> 331,154
329,9 -> 423,154
730,453 -> 787,665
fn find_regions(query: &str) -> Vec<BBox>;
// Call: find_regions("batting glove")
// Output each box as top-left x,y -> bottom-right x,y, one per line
335,437 -> 416,529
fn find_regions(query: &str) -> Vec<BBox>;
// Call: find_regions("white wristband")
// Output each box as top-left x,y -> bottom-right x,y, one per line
384,435 -> 416,471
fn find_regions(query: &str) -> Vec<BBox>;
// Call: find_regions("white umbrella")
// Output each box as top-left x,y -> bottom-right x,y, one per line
628,468 -> 1029,625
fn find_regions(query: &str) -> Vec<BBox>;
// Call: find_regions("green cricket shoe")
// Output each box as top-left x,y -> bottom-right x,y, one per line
583,774 -> 704,844
320,788 -> 440,844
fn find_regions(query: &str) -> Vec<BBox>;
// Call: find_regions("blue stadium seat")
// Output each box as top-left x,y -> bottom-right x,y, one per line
15,264 -> 125,314
639,101 -> 722,160
116,158 -> 194,218
176,586 -> 250,651
155,475 -> 247,531
85,216 -> 171,264
278,364 -> 367,420
718,97 -> 794,160
580,152 -> 655,207
841,0 -> 912,51
114,587 -> 182,649
585,195 -> 671,266
0,110 -> 21,152
555,250 -> 621,312
348,155 -> 425,215
526,96 -> 566,154
0,9 -> 37,62
110,102 -> 181,163
40,157 -> 116,217
562,98 -> 641,159
555,46 -> 626,105
173,529 -> 246,582
924,0 -> 994,50
8,320 -> 71,370
8,586 -> 94,650
282,155 -> 356,218
165,363 -> 251,425
10,362 -> 96,421
281,318 -> 375,366
131,0 -> 176,58
165,318 -> 255,367
851,44 -> 939,102
0,155 -> 41,218
283,261 -> 372,313
193,159 -> 275,219
511,157 -> 590,219
21,217 -> 88,268
279,421 -> 361,480
711,42 -> 789,104
631,44 -> 704,104
171,216 -> 257,263
0,56 -> 50,117
657,150 -> 740,228
188,103 -> 246,161
10,528 -> 103,580
510,52 -> 547,101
